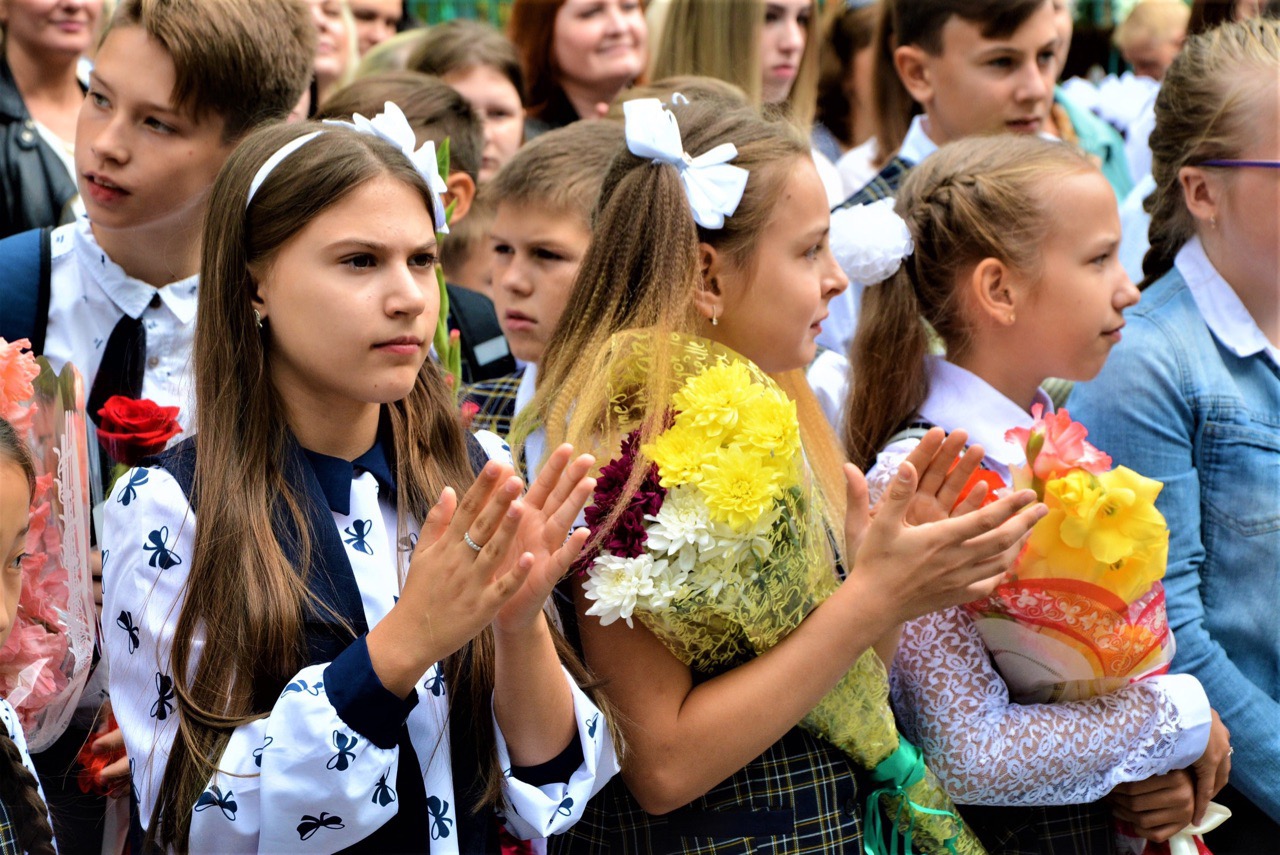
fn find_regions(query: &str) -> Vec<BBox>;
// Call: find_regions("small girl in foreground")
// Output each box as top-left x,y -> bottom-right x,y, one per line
0,418 -> 56,854
844,134 -> 1230,852
521,97 -> 1045,853
102,114 -> 617,852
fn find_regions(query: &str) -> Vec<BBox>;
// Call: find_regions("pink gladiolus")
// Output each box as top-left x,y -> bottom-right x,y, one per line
1006,404 -> 1111,483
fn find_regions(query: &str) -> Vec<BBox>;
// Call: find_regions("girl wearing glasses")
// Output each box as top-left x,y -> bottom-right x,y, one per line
1070,18 -> 1280,852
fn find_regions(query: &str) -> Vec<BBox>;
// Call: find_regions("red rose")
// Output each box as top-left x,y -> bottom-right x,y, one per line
96,396 -> 182,467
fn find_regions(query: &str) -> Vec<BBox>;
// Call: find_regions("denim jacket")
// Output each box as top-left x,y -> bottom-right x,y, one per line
1069,258 -> 1280,821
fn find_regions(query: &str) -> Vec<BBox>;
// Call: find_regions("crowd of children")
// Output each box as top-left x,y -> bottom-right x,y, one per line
0,0 -> 1276,852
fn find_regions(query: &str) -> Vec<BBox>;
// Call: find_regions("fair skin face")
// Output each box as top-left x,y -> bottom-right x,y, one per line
0,461 -> 30,652
574,156 -> 1048,813
1121,32 -> 1184,81
895,0 -> 1059,146
489,202 -> 592,364
552,0 -> 646,119
76,26 -> 235,287
954,170 -> 1140,409
1050,0 -> 1073,78
348,0 -> 399,55
760,0 -> 812,104
698,158 -> 848,373
253,172 -> 597,764
443,64 -> 525,183
306,0 -> 352,103
1,0 -> 102,141
1179,79 -> 1280,349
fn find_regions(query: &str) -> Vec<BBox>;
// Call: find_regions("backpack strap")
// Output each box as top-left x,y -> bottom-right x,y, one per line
0,227 -> 52,352
885,419 -> 936,448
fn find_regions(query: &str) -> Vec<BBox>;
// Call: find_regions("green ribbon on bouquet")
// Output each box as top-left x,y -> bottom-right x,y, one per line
863,739 -> 961,855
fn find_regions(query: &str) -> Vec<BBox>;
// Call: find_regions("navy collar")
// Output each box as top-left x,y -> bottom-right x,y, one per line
301,438 -> 396,515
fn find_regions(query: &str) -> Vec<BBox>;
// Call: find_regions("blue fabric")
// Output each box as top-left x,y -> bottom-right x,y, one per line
301,441 -> 395,515
325,635 -> 419,750
1068,267 -> 1280,821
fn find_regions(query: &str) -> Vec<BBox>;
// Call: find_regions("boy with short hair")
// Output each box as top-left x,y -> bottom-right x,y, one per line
462,120 -> 624,445
0,0 -> 314,429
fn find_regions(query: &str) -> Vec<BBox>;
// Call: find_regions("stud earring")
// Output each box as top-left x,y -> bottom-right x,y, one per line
253,309 -> 263,329
1210,215 -> 1218,229
1008,313 -> 1016,325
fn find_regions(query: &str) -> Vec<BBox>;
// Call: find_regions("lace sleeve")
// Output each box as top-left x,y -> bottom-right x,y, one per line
890,606 -> 1207,806
865,443 -> 917,506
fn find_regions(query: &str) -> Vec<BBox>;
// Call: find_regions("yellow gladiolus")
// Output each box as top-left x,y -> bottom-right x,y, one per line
1045,467 -> 1167,566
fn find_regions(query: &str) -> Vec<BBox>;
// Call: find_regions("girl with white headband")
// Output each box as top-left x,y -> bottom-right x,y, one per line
517,96 -> 1046,854
100,106 -> 619,853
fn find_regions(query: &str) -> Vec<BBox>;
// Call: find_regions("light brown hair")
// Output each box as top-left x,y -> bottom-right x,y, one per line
605,74 -> 750,119
1142,17 -> 1280,281
648,0 -> 822,127
844,134 -> 1094,470
408,18 -> 525,100
515,100 -> 848,550
100,0 -> 315,141
481,119 -> 624,223
152,122 -> 520,849
318,71 -> 484,181
817,0 -> 881,146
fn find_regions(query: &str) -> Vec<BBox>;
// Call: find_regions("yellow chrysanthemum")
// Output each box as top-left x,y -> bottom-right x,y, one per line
697,444 -> 785,529
672,362 -> 763,440
733,387 -> 801,465
643,425 -> 721,488
1044,467 -> 1167,565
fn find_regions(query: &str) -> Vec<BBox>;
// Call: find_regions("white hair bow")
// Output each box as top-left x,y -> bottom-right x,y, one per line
830,198 -> 914,284
246,101 -> 451,234
622,97 -> 748,230
327,102 -> 450,234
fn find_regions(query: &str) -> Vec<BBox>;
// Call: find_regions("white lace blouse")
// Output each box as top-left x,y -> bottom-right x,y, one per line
867,357 -> 1211,806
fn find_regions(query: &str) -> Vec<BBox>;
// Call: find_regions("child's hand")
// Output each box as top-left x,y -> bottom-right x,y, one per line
493,444 -> 595,636
1107,769 -> 1196,843
894,427 -> 989,525
1190,710 -> 1231,823
842,462 -> 1044,625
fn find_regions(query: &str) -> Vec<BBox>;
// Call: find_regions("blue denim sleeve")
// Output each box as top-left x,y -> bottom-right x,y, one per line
1070,319 -> 1280,820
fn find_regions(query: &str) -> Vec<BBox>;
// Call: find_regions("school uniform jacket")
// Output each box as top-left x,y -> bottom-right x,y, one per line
100,430 -> 617,853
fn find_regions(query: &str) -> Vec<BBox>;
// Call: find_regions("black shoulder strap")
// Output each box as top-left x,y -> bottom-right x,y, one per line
0,226 -> 52,353
886,419 -> 936,448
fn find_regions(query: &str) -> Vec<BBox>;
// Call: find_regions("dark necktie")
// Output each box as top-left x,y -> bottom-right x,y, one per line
87,295 -> 155,425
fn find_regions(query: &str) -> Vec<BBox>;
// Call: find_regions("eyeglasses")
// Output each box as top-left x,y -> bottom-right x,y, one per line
1199,159 -> 1280,169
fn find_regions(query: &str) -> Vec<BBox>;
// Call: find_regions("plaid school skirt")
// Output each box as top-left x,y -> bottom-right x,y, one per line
548,725 -> 868,855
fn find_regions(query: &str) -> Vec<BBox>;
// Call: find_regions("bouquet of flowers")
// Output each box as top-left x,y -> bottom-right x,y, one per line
579,332 -> 982,855
0,338 -> 94,751
964,405 -> 1173,704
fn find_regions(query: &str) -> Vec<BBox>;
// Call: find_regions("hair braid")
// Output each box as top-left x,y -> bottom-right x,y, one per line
0,732 -> 55,855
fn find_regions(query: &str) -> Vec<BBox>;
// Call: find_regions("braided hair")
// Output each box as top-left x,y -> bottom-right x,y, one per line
0,418 -> 54,855
843,135 -> 1093,470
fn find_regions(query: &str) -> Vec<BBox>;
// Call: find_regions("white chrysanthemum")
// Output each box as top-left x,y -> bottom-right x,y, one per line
645,486 -> 716,572
830,198 -> 914,284
702,503 -> 780,568
583,553 -> 683,627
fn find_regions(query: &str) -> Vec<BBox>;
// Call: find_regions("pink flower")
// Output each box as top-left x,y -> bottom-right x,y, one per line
0,337 -> 39,430
1006,404 -> 1111,483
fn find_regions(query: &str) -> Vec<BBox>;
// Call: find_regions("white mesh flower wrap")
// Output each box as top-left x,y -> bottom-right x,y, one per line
622,97 -> 748,230
830,197 -> 914,284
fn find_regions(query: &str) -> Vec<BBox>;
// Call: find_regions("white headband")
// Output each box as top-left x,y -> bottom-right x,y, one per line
245,102 -> 450,234
829,198 -> 914,284
622,96 -> 748,230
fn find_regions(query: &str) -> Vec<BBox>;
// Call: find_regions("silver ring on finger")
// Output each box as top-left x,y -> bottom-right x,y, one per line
463,531 -> 484,552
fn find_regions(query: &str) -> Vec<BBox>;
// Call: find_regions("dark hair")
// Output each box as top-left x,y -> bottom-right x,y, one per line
1189,0 -> 1240,34
844,134 -> 1094,470
319,71 -> 484,181
817,1 -> 881,146
0,418 -> 50,855
102,0 -> 315,142
507,0 -> 571,121
407,18 -> 525,101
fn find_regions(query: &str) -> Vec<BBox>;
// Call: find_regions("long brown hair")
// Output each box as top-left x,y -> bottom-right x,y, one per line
153,122 -> 481,849
508,0 -> 570,120
514,100 -> 848,552
1142,17 -> 1280,282
817,0 -> 881,147
843,134 -> 1094,470
0,418 -> 52,855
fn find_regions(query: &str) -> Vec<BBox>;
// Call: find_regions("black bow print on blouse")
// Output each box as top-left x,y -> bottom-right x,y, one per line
297,812 -> 344,840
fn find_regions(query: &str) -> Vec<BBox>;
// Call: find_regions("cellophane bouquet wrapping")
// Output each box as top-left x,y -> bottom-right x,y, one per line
578,331 -> 981,855
964,405 -> 1173,705
0,338 -> 94,751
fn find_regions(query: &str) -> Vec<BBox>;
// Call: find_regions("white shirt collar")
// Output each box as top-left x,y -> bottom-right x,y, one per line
898,114 -> 939,167
73,217 -> 200,324
1175,236 -> 1280,365
514,364 -> 547,480
918,355 -> 1054,481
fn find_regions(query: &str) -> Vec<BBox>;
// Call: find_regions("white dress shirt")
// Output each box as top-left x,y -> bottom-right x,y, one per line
1176,236 -> 1280,367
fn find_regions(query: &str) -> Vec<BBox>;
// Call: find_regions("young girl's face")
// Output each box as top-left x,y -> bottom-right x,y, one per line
255,174 -> 439,417
0,461 -> 30,650
1014,170 -> 1139,383
711,156 -> 848,373
443,64 -> 525,183
760,0 -> 812,104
